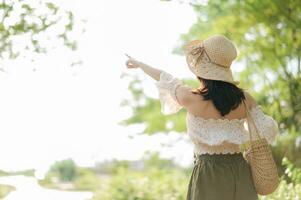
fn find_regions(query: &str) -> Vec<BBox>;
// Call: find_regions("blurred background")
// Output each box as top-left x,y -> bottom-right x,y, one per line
0,0 -> 300,199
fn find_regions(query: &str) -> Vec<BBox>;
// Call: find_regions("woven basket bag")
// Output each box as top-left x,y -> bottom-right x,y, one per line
242,100 -> 279,195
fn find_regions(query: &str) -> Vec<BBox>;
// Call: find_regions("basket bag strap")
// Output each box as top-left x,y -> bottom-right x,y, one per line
242,100 -> 262,145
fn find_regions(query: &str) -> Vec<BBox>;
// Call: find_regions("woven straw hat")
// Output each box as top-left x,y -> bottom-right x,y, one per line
184,34 -> 239,85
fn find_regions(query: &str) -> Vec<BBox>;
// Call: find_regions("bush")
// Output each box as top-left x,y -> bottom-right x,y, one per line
74,168 -> 101,191
0,184 -> 15,199
272,133 -> 301,177
49,159 -> 78,182
93,166 -> 188,200
282,157 -> 301,184
259,179 -> 301,200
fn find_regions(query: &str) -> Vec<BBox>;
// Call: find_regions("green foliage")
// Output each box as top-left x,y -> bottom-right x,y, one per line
41,166 -> 102,191
143,151 -> 177,169
38,171 -> 54,187
0,169 -> 35,177
93,166 -> 188,200
272,132 -> 301,170
107,160 -> 130,174
0,0 -> 76,59
48,158 -> 78,182
93,152 -> 189,199
0,184 -> 15,199
11,169 -> 35,177
74,168 -> 101,191
282,157 -> 301,184
0,170 -> 10,176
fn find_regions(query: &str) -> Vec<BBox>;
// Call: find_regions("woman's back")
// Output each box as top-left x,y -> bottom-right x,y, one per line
186,91 -> 256,121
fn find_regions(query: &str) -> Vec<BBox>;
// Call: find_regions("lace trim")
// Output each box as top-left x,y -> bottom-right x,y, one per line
193,141 -> 241,155
188,112 -> 247,123
186,105 -> 279,147
187,113 -> 249,146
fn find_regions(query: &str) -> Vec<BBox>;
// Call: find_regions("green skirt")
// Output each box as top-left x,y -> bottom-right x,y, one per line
186,153 -> 258,200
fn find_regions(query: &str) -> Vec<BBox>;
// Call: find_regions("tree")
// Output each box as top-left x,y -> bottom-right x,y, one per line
0,0 -> 77,60
143,151 -> 176,169
49,159 -> 77,182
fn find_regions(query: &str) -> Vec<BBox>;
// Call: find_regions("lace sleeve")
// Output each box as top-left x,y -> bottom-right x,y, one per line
249,105 -> 280,144
155,71 -> 183,115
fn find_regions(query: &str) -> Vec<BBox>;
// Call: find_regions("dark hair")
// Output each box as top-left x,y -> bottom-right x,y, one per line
192,77 -> 246,116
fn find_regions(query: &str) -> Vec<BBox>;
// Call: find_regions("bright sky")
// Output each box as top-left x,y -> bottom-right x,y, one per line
0,0 -> 197,177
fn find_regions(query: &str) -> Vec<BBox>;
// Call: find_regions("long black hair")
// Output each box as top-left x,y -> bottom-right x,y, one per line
192,77 -> 246,116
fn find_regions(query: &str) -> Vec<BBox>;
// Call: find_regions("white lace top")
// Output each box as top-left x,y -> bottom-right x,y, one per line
155,71 -> 279,155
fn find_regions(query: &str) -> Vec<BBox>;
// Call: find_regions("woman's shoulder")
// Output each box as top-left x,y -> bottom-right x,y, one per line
243,90 -> 258,109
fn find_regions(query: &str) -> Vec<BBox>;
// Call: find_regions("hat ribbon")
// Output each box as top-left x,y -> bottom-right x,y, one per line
189,44 -> 229,68
189,45 -> 207,68
190,45 -> 205,57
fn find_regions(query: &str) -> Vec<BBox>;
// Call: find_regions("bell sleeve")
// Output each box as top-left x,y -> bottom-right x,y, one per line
248,105 -> 280,144
155,71 -> 183,115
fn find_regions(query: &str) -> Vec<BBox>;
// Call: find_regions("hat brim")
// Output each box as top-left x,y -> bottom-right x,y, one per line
186,56 -> 240,85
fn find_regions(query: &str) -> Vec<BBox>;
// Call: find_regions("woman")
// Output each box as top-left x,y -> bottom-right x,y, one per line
125,34 -> 279,200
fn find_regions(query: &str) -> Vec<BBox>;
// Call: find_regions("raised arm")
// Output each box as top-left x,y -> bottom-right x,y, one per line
125,54 -> 194,114
125,54 -> 162,81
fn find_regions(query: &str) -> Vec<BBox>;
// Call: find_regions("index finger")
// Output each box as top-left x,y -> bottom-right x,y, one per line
124,53 -> 131,58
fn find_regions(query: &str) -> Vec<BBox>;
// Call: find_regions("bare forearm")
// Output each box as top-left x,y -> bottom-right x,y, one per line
138,62 -> 162,81
125,54 -> 163,81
